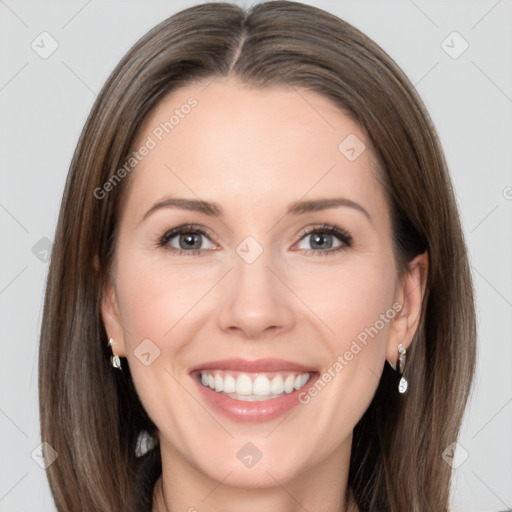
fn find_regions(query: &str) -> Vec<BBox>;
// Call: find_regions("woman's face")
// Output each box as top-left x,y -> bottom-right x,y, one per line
102,77 -> 423,489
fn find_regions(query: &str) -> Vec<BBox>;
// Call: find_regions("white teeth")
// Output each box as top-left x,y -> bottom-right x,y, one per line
284,374 -> 295,393
235,374 -> 253,395
224,374 -> 236,393
214,374 -> 224,392
270,375 -> 284,395
198,370 -> 312,400
253,375 -> 271,396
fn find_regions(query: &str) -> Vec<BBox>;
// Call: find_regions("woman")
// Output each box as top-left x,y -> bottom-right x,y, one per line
38,2 -> 476,511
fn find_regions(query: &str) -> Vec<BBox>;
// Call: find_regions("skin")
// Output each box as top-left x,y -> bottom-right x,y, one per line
101,77 -> 428,512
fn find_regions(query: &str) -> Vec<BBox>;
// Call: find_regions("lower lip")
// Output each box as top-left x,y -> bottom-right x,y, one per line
191,372 -> 319,423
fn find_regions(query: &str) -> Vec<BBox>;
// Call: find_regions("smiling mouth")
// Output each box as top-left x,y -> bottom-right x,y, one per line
191,369 -> 314,402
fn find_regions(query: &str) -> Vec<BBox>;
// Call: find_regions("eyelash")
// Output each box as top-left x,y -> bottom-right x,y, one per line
157,223 -> 353,257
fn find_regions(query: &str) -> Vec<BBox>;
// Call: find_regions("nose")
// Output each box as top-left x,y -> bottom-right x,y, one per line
217,245 -> 296,340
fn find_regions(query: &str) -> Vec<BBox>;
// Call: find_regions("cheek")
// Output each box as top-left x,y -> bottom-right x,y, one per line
294,262 -> 396,440
112,252 -> 194,399
115,250 -> 210,341
113,252 -> 198,434
292,255 -> 396,344
294,256 -> 396,404
336,270 -> 395,350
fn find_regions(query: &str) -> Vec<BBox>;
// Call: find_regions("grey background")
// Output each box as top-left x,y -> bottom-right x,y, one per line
0,0 -> 511,511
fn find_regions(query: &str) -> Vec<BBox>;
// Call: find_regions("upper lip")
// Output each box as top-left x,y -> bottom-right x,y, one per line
189,358 -> 318,374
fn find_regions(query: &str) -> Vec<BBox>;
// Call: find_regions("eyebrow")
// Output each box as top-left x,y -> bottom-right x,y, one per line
141,197 -> 372,224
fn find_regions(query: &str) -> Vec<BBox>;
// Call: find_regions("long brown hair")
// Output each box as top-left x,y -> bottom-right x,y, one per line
39,2 -> 476,510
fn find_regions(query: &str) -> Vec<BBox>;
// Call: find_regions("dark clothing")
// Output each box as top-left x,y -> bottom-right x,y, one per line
133,448 -> 162,512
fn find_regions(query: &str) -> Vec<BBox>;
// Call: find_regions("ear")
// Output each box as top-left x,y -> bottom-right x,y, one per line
100,272 -> 127,358
386,251 -> 428,369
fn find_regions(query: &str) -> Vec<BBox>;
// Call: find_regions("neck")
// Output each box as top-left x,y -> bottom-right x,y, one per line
153,479 -> 357,512
151,436 -> 358,512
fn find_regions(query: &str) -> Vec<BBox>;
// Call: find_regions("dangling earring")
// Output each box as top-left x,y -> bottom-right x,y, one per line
108,338 -> 122,370
397,343 -> 407,393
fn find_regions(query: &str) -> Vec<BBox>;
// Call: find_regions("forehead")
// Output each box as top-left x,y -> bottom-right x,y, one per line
124,77 -> 386,222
